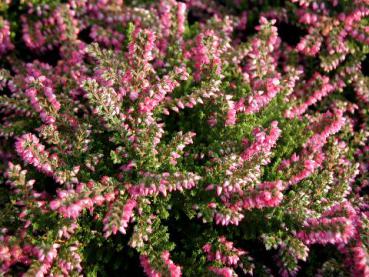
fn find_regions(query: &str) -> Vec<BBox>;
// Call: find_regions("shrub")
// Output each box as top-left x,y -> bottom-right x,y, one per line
0,0 -> 369,276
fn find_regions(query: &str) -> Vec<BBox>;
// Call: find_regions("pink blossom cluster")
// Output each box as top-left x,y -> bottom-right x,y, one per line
281,110 -> 346,186
140,251 -> 182,277
296,28 -> 322,56
54,41 -> 87,98
204,121 -> 282,226
0,18 -> 13,55
138,66 -> 188,115
166,131 -> 196,166
15,133 -> 57,176
190,29 -> 223,81
322,201 -> 357,219
208,266 -> 237,277
21,4 -> 78,51
203,236 -> 246,266
128,27 -> 155,70
90,25 -> 125,49
304,110 -> 346,152
223,17 -> 283,125
241,121 -> 281,163
0,236 -> 32,273
112,26 -> 191,121
232,180 -> 284,210
346,7 -> 369,45
56,244 -> 83,276
208,181 -> 283,226
285,73 -> 335,118
140,255 -> 161,277
157,0 -> 186,56
77,0 -> 133,38
341,239 -> 369,276
128,172 -> 201,198
103,198 -> 137,237
213,209 -> 245,226
30,243 -> 60,277
24,63 -> 61,124
284,152 -> 325,186
161,251 -> 182,277
50,181 -> 115,219
1,222 -> 83,276
297,217 -> 356,245
241,17 -> 282,114
294,0 -> 369,71
334,204 -> 369,276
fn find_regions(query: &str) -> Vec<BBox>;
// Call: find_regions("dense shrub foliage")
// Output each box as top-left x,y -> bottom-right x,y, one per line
0,0 -> 369,276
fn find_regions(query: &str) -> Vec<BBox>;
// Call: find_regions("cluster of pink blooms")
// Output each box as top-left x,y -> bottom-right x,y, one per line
55,244 -> 83,276
210,181 -> 283,226
138,66 -> 188,115
213,209 -> 245,226
31,243 -> 60,276
0,235 -> 32,273
296,217 -> 356,245
167,131 -> 196,166
2,231 -> 77,277
294,0 -> 369,71
50,180 -> 115,219
223,17 -> 283,125
296,28 -> 322,57
202,121 -> 283,226
346,7 -> 369,45
128,172 -> 201,198
190,29 -> 223,81
208,266 -> 237,277
241,121 -> 281,163
281,109 -> 346,186
304,109 -> 346,152
297,202 -> 357,245
283,152 -> 325,186
90,25 -> 125,49
103,198 -> 137,237
31,242 -> 82,277
232,180 -> 284,210
21,4 -> 78,51
241,17 -> 281,114
15,133 -> 57,176
140,251 -> 182,277
157,0 -> 186,56
24,63 -> 61,124
0,18 -> 13,55
161,251 -> 182,277
1,221 -> 82,276
285,73 -> 335,118
128,27 -> 155,70
203,236 -> 246,266
340,238 -> 369,276
333,202 -> 369,276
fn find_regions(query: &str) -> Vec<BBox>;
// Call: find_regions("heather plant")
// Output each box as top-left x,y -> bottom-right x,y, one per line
0,0 -> 369,276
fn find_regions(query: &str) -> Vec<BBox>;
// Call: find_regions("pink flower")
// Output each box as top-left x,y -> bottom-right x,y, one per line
241,121 -> 281,162
15,133 -> 56,175
118,199 -> 137,234
0,19 -> 13,55
208,266 -> 236,277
